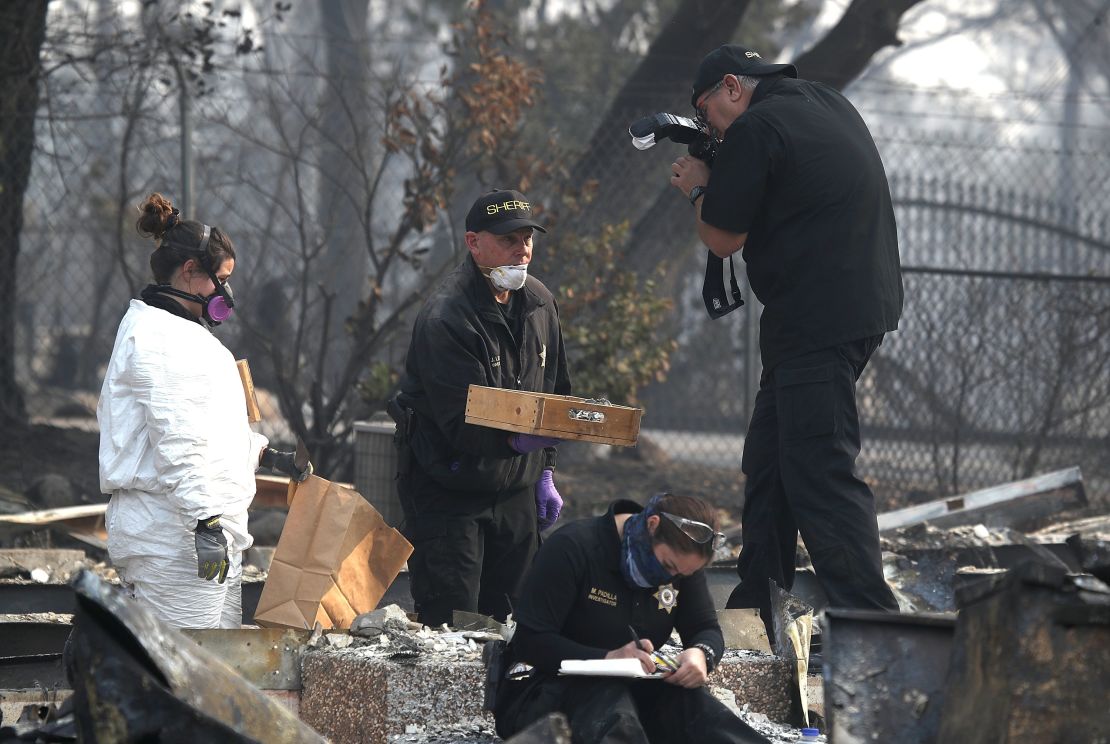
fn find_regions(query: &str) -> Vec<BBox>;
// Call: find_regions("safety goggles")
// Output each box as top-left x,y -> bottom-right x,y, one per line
659,511 -> 725,550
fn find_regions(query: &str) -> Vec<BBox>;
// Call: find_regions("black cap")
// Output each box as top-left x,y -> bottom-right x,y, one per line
465,189 -> 547,235
691,45 -> 797,107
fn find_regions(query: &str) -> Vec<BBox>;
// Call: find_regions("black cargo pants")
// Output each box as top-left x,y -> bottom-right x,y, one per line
726,335 -> 898,630
398,465 -> 538,627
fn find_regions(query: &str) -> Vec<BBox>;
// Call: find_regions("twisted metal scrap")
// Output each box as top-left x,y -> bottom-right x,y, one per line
67,569 -> 325,743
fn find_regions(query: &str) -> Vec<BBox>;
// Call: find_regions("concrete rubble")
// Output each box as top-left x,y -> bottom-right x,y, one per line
2,465 -> 1106,743
298,614 -> 802,743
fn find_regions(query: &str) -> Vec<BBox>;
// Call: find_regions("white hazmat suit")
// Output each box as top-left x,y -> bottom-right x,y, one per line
98,299 -> 268,628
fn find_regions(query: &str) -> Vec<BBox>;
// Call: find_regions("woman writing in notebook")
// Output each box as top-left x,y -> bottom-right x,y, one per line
493,493 -> 769,744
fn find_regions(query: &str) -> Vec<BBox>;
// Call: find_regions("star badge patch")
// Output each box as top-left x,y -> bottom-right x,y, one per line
654,583 -> 678,614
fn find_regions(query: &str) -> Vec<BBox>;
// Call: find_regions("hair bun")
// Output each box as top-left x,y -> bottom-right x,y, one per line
136,192 -> 178,240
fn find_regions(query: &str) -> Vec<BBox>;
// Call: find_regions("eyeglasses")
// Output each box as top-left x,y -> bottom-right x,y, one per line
695,79 -> 726,127
659,511 -> 725,550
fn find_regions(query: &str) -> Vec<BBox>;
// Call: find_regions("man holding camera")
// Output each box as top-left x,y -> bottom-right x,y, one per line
669,45 -> 903,632
392,189 -> 572,628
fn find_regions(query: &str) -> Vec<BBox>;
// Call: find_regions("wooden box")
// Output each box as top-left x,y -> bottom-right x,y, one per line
464,385 -> 642,446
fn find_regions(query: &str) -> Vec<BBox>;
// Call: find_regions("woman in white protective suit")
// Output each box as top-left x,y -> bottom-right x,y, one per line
97,192 -> 311,629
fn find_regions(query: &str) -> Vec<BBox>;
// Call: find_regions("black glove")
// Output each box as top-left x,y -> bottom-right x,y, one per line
259,446 -> 313,482
195,515 -> 229,583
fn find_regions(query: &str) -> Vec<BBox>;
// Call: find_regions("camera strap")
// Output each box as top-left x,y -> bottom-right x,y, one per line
702,252 -> 744,319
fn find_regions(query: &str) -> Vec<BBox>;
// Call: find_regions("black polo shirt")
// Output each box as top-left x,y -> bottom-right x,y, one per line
701,76 -> 903,372
511,500 -> 723,674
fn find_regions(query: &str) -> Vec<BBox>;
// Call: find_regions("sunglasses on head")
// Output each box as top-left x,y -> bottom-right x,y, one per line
659,511 -> 725,551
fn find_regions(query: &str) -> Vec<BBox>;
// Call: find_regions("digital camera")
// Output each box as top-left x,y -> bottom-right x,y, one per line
628,112 -> 718,164
628,113 -> 743,320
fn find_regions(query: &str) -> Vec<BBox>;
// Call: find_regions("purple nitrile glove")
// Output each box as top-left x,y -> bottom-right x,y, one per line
535,469 -> 563,531
509,433 -> 562,454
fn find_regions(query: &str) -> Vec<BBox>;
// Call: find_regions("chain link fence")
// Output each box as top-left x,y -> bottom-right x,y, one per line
13,77 -> 300,441
639,134 -> 1110,503
639,267 -> 1110,505
7,12 -> 1110,504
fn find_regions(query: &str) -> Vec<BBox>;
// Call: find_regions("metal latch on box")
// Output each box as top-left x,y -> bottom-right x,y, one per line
568,398 -> 612,424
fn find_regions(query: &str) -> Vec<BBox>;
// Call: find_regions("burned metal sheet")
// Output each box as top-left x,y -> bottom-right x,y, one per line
882,520 -> 1084,613
182,628 -> 310,690
717,609 -> 772,653
1066,533 -> 1110,582
452,610 -> 505,633
0,622 -> 72,657
0,626 -> 345,694
0,623 -> 72,688
823,608 -> 955,744
66,569 -> 324,743
0,653 -> 66,689
877,466 -> 1085,534
938,561 -> 1110,742
0,579 -> 264,624
0,582 -> 77,614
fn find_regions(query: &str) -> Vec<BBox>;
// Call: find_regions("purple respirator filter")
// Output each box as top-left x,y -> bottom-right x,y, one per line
207,294 -> 233,323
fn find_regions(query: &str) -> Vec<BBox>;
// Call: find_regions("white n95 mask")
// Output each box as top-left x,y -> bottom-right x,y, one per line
487,264 -> 528,291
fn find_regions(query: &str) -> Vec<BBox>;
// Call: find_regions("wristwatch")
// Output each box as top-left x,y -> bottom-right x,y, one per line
691,642 -> 717,673
689,185 -> 707,206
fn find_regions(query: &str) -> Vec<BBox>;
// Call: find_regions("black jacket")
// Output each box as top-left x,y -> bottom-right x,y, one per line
511,500 -> 724,673
397,257 -> 571,492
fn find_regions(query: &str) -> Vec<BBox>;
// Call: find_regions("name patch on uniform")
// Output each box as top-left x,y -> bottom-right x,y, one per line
490,355 -> 501,368
588,587 -> 617,607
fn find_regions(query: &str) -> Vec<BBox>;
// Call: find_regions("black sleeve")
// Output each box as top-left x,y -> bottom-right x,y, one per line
551,301 -> 572,398
700,113 -> 780,236
544,301 -> 573,470
411,315 -> 516,459
673,570 -> 724,667
511,532 -> 608,672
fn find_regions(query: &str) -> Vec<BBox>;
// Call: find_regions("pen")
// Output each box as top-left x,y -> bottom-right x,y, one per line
628,624 -> 644,652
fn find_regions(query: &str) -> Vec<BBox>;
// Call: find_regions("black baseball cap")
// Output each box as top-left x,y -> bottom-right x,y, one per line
690,45 -> 797,107
465,189 -> 547,235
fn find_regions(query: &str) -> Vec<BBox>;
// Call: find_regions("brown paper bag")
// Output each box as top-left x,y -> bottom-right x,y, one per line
253,475 -> 413,630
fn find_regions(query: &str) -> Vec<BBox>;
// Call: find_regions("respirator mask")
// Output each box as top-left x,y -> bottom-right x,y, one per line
483,264 -> 529,292
153,224 -> 236,326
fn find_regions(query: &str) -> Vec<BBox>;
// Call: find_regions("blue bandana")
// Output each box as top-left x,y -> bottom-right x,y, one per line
620,496 -> 675,589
